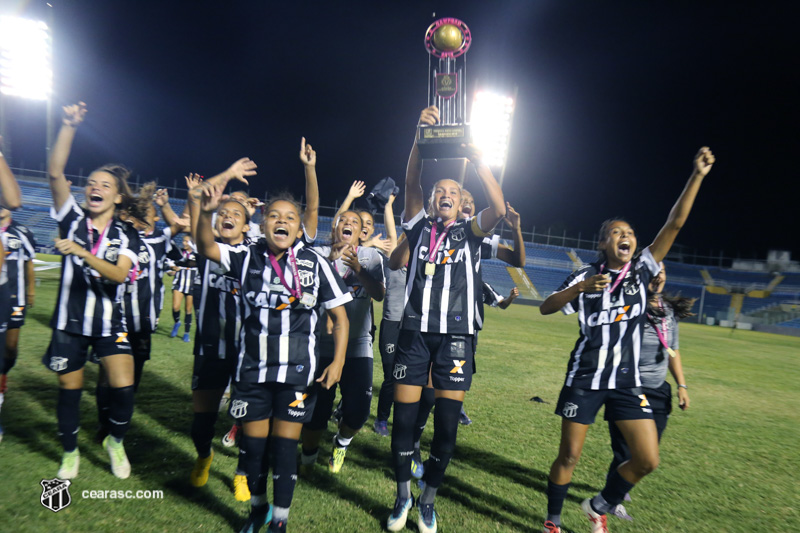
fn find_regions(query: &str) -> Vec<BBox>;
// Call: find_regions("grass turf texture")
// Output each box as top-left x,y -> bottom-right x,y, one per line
0,254 -> 798,532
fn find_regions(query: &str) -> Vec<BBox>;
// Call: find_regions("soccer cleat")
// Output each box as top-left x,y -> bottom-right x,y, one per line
57,449 -> 80,479
411,455 -> 425,480
612,503 -> 634,521
542,520 -> 561,533
183,332 -> 191,343
222,424 -> 239,447
417,502 -> 437,533
373,419 -> 389,437
458,409 -> 473,426
387,495 -> 414,532
233,474 -> 250,501
103,436 -> 131,479
329,442 -> 348,474
238,504 -> 273,533
267,520 -> 286,533
581,498 -> 609,533
170,322 -> 181,338
189,451 -> 214,487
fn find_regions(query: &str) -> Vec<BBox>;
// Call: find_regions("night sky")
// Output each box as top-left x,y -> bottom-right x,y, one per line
3,1 -> 797,259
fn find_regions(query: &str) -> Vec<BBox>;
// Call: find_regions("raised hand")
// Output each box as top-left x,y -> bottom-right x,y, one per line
504,203 -> 521,230
227,157 -> 257,184
693,146 -> 715,178
348,180 -> 366,199
329,241 -> 350,262
363,233 -> 392,254
199,182 -> 228,213
459,143 -> 484,164
184,172 -> 203,190
62,102 -> 87,127
299,137 -> 316,167
418,106 -> 439,126
154,188 -> 170,206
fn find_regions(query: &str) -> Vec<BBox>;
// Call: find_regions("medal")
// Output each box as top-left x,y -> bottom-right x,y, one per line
300,292 -> 316,308
425,219 -> 455,277
666,347 -> 676,358
425,262 -> 436,276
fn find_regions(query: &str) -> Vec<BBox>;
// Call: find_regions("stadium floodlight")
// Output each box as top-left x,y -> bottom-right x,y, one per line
0,16 -> 53,100
470,90 -> 516,172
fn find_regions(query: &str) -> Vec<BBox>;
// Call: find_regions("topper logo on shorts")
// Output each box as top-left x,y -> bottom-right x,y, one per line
289,393 -> 307,409
116,332 -> 129,344
12,306 -> 24,316
386,343 -> 395,354
638,394 -> 652,413
40,479 -> 72,513
450,360 -> 466,374
49,357 -> 68,372
230,399 -> 248,418
393,364 -> 407,380
586,304 -> 642,326
562,402 -> 578,418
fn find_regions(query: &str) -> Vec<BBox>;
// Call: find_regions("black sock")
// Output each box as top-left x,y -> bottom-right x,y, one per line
133,359 -> 146,392
108,385 -> 135,440
413,387 -> 435,444
271,437 -> 298,510
546,479 -> 571,525
1,353 -> 17,374
191,412 -> 218,457
598,469 -> 636,511
391,401 -> 419,484
95,384 -> 112,432
173,310 -> 180,323
57,389 -> 82,451
241,435 -> 269,501
185,314 -> 192,334
424,397 -> 461,489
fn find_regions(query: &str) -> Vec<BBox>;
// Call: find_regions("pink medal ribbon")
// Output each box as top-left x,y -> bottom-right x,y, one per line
86,218 -> 110,256
650,296 -> 677,357
269,247 -> 303,300
601,260 -> 631,294
428,219 -> 456,264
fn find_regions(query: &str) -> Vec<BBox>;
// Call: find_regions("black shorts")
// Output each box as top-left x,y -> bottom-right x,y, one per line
393,330 -> 475,391
192,349 -> 238,391
307,356 -> 373,431
555,385 -> 655,425
8,304 -> 27,329
604,382 -> 672,423
129,330 -> 152,364
42,329 -> 133,375
229,380 -> 316,424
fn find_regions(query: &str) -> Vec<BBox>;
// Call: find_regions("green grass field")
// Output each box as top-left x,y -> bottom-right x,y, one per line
1,256 -> 799,532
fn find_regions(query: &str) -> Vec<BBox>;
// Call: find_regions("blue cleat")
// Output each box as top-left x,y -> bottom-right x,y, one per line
183,333 -> 191,343
387,495 -> 414,532
239,504 -> 273,533
417,502 -> 437,533
170,322 -> 181,338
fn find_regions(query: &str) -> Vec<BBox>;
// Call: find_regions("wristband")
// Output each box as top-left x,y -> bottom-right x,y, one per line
678,384 -> 688,390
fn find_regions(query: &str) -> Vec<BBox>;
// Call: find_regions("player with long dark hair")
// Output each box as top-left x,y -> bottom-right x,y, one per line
43,102 -> 144,479
604,262 -> 692,520
539,147 -> 714,533
193,175 -> 350,533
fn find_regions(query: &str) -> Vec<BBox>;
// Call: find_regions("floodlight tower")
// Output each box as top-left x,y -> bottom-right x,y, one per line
0,14 -> 53,162
470,87 -> 517,188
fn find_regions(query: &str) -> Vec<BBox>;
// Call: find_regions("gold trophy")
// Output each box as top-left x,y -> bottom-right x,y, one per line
416,18 -> 472,159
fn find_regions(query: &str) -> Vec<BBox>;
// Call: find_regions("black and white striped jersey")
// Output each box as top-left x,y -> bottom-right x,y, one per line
122,227 -> 172,333
558,247 -> 660,390
194,242 -> 248,360
217,239 -> 351,386
401,209 -> 490,335
50,195 -> 140,337
168,247 -> 197,293
1,219 -> 37,307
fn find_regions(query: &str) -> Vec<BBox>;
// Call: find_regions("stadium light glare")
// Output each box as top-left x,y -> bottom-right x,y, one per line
470,90 -> 516,169
0,16 -> 52,100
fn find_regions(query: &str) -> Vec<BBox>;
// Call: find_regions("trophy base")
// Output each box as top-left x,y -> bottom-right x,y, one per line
416,124 -> 472,160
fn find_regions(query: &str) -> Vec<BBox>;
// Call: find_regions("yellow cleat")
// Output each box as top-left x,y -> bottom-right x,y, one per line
233,474 -> 250,501
329,445 -> 347,474
189,450 -> 214,487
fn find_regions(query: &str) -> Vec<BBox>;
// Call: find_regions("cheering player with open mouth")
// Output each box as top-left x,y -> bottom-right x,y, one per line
539,147 -> 714,533
387,105 -> 505,533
